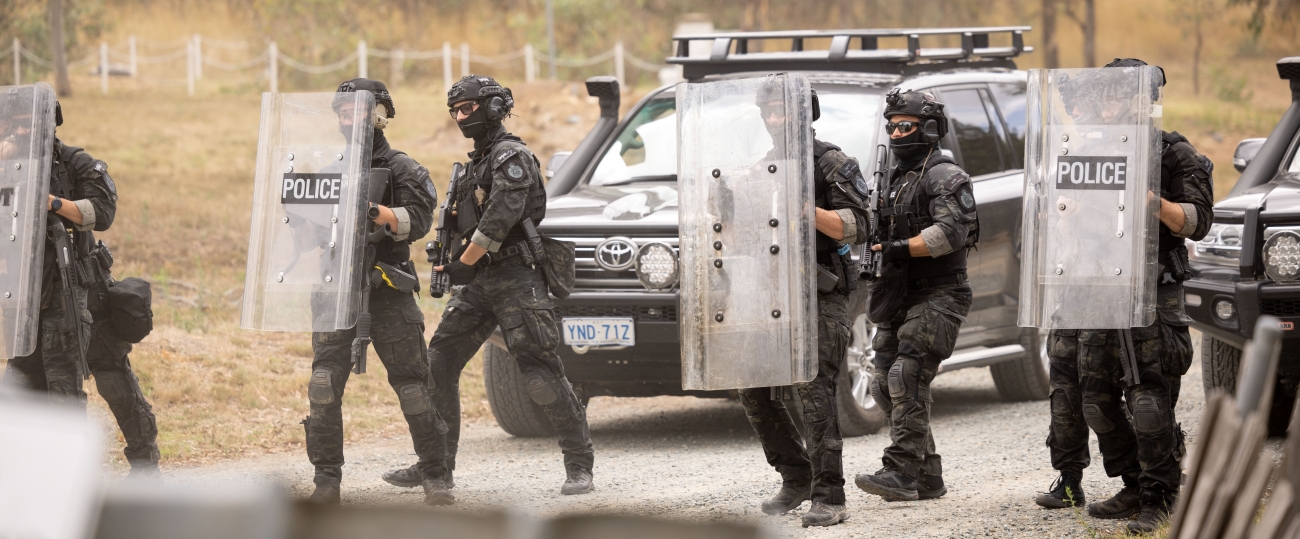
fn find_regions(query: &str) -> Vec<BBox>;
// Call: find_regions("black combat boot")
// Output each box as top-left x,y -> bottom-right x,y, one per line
308,475 -> 341,504
801,502 -> 849,528
1127,490 -> 1173,534
760,481 -> 811,515
1034,473 -> 1085,509
917,473 -> 947,500
560,466 -> 594,495
423,477 -> 455,506
127,459 -> 162,480
854,468 -> 919,502
1087,480 -> 1141,519
384,464 -> 454,489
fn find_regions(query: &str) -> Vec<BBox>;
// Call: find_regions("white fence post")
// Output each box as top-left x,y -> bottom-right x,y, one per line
100,42 -> 109,95
12,38 -> 18,85
186,42 -> 195,96
193,34 -> 202,79
358,40 -> 367,79
443,42 -> 453,90
128,35 -> 137,77
460,43 -> 469,77
614,42 -> 625,89
524,44 -> 535,83
268,42 -> 278,94
391,48 -> 404,87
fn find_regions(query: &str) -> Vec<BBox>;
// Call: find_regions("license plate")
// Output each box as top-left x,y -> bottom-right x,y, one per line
561,318 -> 635,346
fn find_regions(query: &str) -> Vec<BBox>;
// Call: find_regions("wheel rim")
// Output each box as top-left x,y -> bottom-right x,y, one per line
845,313 -> 878,413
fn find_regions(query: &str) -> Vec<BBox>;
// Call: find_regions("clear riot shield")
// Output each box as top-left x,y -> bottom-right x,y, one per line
241,91 -> 374,332
677,73 -> 817,391
1018,66 -> 1163,329
0,84 -> 55,359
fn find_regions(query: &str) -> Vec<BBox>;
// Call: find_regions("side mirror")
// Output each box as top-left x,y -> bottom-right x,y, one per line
1234,138 -> 1267,173
546,152 -> 573,180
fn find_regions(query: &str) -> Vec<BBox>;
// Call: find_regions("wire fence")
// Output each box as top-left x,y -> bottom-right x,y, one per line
6,34 -> 670,96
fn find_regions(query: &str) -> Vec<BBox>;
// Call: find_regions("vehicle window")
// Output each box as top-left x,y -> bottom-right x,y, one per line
990,82 -> 1027,167
589,96 -> 678,187
941,88 -> 1004,177
584,91 -> 884,186
1289,142 -> 1300,173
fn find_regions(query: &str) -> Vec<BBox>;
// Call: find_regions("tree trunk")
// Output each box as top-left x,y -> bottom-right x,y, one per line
47,0 -> 70,97
1042,0 -> 1059,68
1193,17 -> 1203,95
1082,0 -> 1096,67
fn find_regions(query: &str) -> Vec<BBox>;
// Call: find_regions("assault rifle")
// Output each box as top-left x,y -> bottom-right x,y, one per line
349,167 -> 392,375
49,214 -> 89,380
426,162 -> 464,298
861,144 -> 888,280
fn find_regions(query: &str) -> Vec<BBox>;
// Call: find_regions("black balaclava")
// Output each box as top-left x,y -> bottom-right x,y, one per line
889,129 -> 931,164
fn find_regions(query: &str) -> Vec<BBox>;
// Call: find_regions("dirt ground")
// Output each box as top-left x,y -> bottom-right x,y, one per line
160,335 -> 1212,539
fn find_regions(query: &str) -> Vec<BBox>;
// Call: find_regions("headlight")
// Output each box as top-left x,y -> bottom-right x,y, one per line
635,242 -> 679,290
1264,230 -> 1300,283
1214,299 -> 1236,321
1195,223 -> 1243,267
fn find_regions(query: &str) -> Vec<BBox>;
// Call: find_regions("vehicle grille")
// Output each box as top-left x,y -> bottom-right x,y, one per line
555,305 -> 679,322
1262,298 -> 1300,317
553,236 -> 680,291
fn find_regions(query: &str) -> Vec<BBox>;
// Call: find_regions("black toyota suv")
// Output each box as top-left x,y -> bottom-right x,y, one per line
1188,56 -> 1300,434
482,27 -> 1052,437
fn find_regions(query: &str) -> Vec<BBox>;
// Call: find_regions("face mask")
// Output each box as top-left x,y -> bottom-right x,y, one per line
889,128 -> 931,162
457,106 -> 490,139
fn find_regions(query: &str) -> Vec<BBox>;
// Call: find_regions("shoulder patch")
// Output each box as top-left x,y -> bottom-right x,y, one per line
838,160 -> 859,179
494,147 -> 520,166
93,160 -> 107,173
958,184 -> 975,211
506,162 -> 524,179
851,173 -> 870,197
416,165 -> 437,199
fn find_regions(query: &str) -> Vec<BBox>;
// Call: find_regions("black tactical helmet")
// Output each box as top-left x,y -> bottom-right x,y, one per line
333,78 -> 396,121
754,74 -> 820,121
54,101 -> 62,127
883,88 -> 948,139
446,75 -> 514,122
1059,58 -> 1165,118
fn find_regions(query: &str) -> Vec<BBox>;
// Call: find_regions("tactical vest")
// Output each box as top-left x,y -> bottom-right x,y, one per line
456,139 -> 546,241
811,139 -> 862,295
885,152 -> 979,280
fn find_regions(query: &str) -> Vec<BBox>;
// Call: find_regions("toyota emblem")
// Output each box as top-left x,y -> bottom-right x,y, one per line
595,237 -> 637,271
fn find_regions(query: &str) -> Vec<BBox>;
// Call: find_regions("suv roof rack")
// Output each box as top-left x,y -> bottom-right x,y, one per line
668,27 -> 1033,80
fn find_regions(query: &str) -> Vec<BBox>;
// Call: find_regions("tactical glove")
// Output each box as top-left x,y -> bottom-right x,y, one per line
879,239 -> 912,265
442,260 -> 477,286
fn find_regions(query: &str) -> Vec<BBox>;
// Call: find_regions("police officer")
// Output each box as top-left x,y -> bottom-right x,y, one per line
414,75 -> 594,502
737,80 -> 869,528
854,89 -> 978,502
1,99 -> 160,476
302,78 -> 441,504
1033,59 -> 1213,534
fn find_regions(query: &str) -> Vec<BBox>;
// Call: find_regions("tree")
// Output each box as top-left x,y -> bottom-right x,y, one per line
47,0 -> 71,97
1041,0 -> 1059,68
1227,0 -> 1300,37
1170,0 -> 1218,95
1061,0 -> 1096,67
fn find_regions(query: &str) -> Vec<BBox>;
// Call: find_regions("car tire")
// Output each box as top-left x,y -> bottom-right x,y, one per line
838,312 -> 887,437
1201,334 -> 1241,394
483,344 -> 555,438
990,329 -> 1051,401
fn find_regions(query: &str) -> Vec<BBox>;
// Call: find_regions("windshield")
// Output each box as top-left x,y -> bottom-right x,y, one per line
586,89 -> 884,187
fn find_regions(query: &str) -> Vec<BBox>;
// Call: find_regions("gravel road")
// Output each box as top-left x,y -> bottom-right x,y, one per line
170,344 -> 1208,539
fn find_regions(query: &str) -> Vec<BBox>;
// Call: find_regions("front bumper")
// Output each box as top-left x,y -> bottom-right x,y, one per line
1185,277 -> 1300,347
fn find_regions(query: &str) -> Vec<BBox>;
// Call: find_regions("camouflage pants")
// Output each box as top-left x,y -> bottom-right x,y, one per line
871,284 -> 972,480
303,286 -> 446,481
1067,284 -> 1194,499
739,293 -> 851,505
427,256 -> 593,479
86,312 -> 160,468
4,281 -> 92,405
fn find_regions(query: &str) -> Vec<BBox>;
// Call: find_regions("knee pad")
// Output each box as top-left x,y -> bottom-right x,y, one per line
1131,392 -> 1167,435
526,374 -> 558,406
397,384 -> 431,416
887,361 -> 911,400
308,368 -> 334,405
1082,403 -> 1115,434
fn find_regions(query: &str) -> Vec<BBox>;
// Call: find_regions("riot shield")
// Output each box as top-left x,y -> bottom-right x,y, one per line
241,91 -> 374,332
677,73 -> 817,391
0,84 -> 55,359
1018,66 -> 1163,330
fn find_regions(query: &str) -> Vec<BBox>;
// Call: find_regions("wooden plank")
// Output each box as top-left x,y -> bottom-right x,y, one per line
1249,481 -> 1293,539
1200,413 -> 1268,539
1180,402 -> 1245,539
1169,392 -> 1227,537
